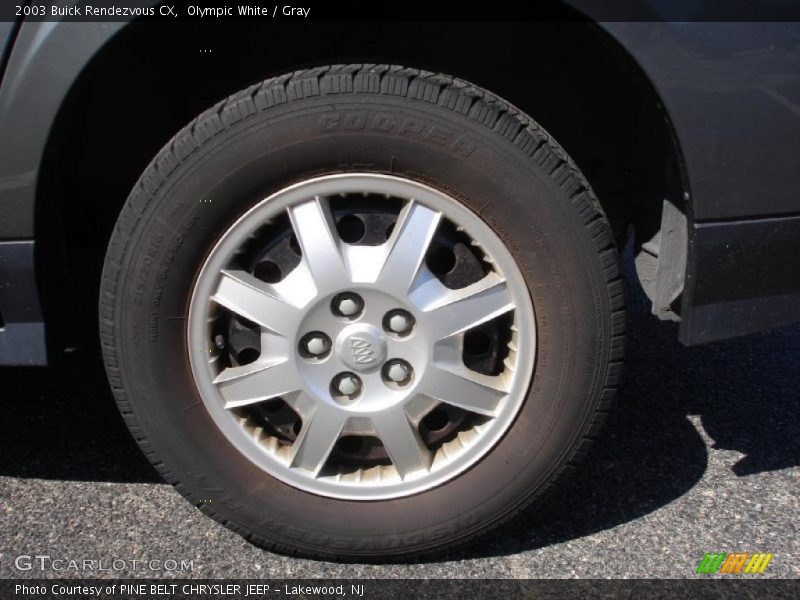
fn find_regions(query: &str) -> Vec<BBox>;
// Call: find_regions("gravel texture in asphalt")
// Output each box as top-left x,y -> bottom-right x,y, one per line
0,259 -> 798,579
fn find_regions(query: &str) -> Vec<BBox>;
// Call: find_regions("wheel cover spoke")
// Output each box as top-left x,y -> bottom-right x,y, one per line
377,201 -> 441,294
417,364 -> 507,417
288,196 -> 349,294
372,408 -> 432,478
415,272 -> 514,341
214,359 -> 301,409
289,404 -> 347,475
213,269 -> 303,336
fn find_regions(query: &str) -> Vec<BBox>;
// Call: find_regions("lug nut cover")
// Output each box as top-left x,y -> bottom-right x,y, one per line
305,336 -> 329,356
383,360 -> 413,385
338,298 -> 359,315
299,331 -> 331,359
385,310 -> 415,335
333,373 -> 362,397
332,292 -> 364,318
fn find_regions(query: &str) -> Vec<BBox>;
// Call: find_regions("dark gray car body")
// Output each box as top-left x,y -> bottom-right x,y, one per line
0,6 -> 799,364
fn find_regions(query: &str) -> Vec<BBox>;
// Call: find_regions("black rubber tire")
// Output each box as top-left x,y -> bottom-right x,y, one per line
100,64 -> 625,561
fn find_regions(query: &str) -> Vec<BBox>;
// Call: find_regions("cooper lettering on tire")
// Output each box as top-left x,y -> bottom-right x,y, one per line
100,64 -> 624,560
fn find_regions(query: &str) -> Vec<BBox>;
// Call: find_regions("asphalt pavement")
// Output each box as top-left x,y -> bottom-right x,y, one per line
1,258 -> 798,579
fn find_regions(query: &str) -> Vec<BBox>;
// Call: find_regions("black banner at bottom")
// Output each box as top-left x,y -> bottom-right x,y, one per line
1,579 -> 797,600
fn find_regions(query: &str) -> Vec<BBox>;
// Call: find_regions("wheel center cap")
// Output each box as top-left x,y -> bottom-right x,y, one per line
335,323 -> 387,373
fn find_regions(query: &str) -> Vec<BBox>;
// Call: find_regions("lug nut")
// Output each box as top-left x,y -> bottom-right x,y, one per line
332,372 -> 362,398
384,309 -> 415,336
383,359 -> 413,386
299,332 -> 331,359
332,292 -> 364,318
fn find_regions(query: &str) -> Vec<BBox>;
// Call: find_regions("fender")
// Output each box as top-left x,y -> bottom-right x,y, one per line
0,11 -> 131,364
0,19 -> 127,238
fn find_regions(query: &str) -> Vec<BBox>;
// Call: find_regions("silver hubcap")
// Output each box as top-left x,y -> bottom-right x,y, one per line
187,174 -> 536,500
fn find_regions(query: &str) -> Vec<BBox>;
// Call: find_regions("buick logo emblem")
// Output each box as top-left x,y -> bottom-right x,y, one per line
336,326 -> 387,372
350,338 -> 376,364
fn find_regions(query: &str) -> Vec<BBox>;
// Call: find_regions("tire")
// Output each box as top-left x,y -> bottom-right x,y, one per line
100,64 -> 624,561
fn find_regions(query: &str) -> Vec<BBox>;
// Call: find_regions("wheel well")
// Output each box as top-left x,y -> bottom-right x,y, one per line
37,20 -> 684,347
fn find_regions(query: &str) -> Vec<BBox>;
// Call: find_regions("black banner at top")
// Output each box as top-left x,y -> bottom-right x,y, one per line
4,0 -> 800,23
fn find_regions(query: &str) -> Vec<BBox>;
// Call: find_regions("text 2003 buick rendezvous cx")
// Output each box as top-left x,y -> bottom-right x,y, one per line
0,3 -> 798,560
